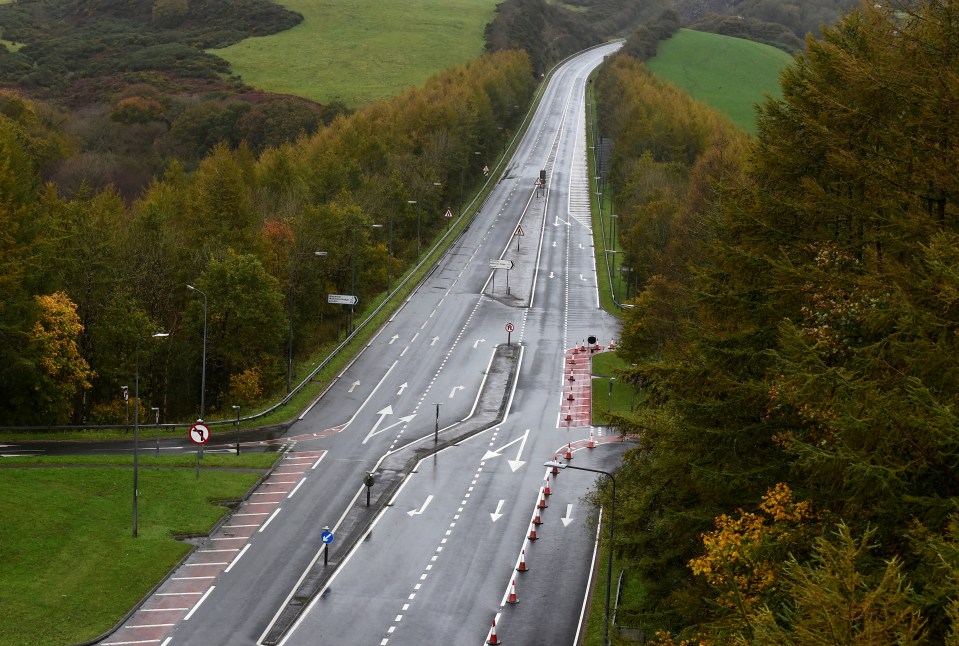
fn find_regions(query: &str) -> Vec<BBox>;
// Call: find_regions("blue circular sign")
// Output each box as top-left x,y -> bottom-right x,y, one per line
321,530 -> 334,544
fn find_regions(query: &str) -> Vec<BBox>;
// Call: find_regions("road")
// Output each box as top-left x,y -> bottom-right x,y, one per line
99,41 -> 624,646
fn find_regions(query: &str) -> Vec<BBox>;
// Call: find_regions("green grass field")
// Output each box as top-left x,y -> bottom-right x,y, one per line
214,0 -> 498,107
0,454 -> 278,646
646,28 -> 793,132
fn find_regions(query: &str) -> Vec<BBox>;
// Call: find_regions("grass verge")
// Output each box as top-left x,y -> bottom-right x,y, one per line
0,454 -> 279,646
215,0 -> 498,107
646,28 -> 792,133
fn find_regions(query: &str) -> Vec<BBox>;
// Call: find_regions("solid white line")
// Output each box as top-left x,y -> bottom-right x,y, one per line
142,607 -> 189,612
183,586 -> 215,621
575,506 -> 604,645
102,639 -> 162,645
224,544 -> 250,573
259,507 -> 281,532
128,623 -> 175,629
185,562 -> 228,567
311,452 -> 327,470
156,592 -> 203,596
287,478 -> 306,498
233,512 -> 270,517
171,576 -> 216,581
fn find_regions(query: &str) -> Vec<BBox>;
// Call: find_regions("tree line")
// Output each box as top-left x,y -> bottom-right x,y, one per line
0,50 -> 534,427
598,0 -> 959,641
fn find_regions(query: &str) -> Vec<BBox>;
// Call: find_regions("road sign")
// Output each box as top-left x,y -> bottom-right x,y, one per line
328,294 -> 358,305
489,259 -> 514,270
534,178 -> 542,186
444,208 -> 453,219
189,422 -> 210,445
505,322 -> 515,333
483,165 -> 490,176
514,225 -> 525,237
321,530 -> 334,544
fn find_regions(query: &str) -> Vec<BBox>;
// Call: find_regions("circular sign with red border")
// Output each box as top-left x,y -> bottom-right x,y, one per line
189,422 -> 210,445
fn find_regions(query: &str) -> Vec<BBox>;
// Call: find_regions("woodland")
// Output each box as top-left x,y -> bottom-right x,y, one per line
0,50 -> 534,425
598,0 -> 959,642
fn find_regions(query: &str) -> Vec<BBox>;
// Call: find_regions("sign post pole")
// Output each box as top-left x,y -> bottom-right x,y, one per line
505,321 -> 515,346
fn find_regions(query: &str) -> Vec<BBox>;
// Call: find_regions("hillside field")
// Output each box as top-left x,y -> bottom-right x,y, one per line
646,28 -> 793,132
214,0 -> 498,107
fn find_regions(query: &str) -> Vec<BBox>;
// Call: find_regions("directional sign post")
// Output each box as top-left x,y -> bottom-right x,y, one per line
327,294 -> 358,305
322,526 -> 334,566
505,321 -> 515,346
489,259 -> 514,295
190,421 -> 209,480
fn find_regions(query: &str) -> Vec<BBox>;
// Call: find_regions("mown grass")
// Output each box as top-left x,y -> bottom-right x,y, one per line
590,351 -> 638,426
0,454 -> 279,646
214,0 -> 498,107
646,28 -> 792,133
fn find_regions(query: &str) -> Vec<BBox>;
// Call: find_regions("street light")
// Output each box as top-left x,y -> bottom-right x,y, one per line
232,405 -> 240,455
151,406 -> 160,457
133,331 -> 169,538
285,252 -> 327,391
186,284 -> 207,420
544,460 -> 617,646
408,200 -> 419,258
433,402 -> 442,444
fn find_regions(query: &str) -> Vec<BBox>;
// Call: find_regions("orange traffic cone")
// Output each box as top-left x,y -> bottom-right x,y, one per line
487,619 -> 501,645
572,346 -> 579,355
516,549 -> 528,572
610,338 -> 616,349
537,493 -> 548,510
544,476 -> 551,496
567,389 -> 574,401
587,430 -> 596,449
533,509 -> 543,526
568,357 -> 576,365
565,443 -> 573,460
551,458 -> 560,475
528,524 -> 538,540
565,412 -> 572,422
507,579 -> 519,604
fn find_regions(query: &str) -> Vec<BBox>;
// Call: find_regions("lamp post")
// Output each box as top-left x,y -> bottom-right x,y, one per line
608,377 -> 616,417
232,405 -> 240,455
544,460 -> 616,646
433,402 -> 442,444
284,252 -> 328,391
133,332 -> 169,538
151,406 -> 160,457
121,385 -> 129,426
186,284 -> 207,419
408,200 -> 419,259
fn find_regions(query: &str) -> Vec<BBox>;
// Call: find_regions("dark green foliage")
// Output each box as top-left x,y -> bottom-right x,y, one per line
621,10 -> 682,61
604,0 -> 959,639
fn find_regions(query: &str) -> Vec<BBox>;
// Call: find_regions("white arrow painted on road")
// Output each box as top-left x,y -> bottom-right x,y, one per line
408,494 -> 434,517
389,335 -> 399,344
561,503 -> 575,527
580,274 -> 587,281
554,216 -> 569,226
396,382 -> 408,396
348,380 -> 360,393
481,428 -> 530,472
363,409 -> 417,444
449,385 -> 465,399
490,499 -> 505,523
430,336 -> 440,346
552,241 -> 557,247
549,272 -> 555,278
473,338 -> 486,349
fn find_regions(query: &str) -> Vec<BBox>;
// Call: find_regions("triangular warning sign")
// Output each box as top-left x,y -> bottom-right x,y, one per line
483,165 -> 490,176
444,208 -> 453,218
514,225 -> 525,237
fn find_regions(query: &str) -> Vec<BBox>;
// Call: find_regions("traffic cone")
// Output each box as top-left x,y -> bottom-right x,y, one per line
551,458 -> 560,475
587,430 -> 596,449
580,343 -> 586,352
544,476 -> 551,496
528,524 -> 538,540
568,357 -> 576,365
533,509 -> 543,525
507,579 -> 519,604
572,346 -> 579,355
568,373 -> 575,381
567,389 -> 574,401
516,549 -> 528,572
610,338 -> 616,349
565,412 -> 572,422
487,619 -> 501,645
537,492 -> 548,509
565,443 -> 573,460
